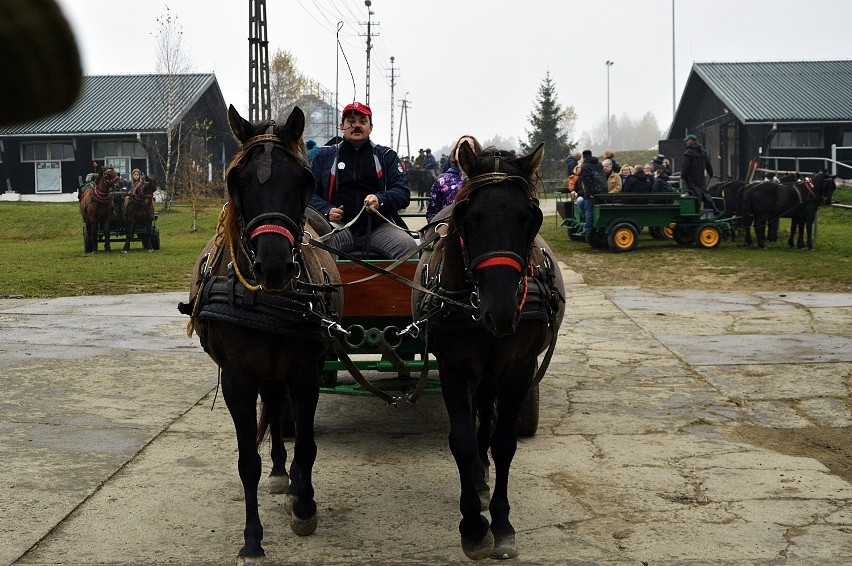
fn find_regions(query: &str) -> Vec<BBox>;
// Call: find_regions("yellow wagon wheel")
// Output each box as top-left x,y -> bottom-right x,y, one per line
607,222 -> 639,252
695,223 -> 722,249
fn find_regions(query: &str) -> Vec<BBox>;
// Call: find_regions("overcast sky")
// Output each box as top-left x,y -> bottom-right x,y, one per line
56,0 -> 852,155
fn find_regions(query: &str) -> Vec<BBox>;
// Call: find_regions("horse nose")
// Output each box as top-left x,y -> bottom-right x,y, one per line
483,309 -> 520,338
253,259 -> 298,291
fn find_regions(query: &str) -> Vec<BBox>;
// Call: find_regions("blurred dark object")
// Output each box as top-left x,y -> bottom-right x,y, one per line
0,0 -> 82,125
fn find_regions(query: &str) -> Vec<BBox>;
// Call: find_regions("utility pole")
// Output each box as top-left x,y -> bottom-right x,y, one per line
360,1 -> 379,106
605,60 -> 614,148
248,0 -> 270,122
396,94 -> 411,159
388,56 -> 398,148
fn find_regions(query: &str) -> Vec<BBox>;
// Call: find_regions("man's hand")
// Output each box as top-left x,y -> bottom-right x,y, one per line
363,194 -> 379,211
328,205 -> 343,223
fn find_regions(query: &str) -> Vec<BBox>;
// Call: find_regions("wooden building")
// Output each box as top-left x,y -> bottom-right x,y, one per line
0,73 -> 235,201
661,61 -> 852,181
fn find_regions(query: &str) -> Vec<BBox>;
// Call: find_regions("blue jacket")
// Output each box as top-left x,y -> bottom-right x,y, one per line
309,141 -> 410,228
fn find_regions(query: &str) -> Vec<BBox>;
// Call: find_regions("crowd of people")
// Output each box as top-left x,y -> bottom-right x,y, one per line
561,134 -> 716,236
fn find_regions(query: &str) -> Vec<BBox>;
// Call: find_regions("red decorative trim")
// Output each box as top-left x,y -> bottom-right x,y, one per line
248,224 -> 296,246
473,256 -> 523,272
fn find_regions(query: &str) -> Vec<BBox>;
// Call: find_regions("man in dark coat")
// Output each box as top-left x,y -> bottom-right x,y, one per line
576,149 -> 606,235
681,134 -> 717,212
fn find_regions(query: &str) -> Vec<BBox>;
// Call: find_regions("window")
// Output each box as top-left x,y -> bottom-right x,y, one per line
92,139 -> 147,159
771,128 -> 823,149
21,141 -> 74,162
842,131 -> 852,147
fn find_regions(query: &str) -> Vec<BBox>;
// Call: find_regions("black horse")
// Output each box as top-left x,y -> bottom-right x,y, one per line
181,105 -> 342,565
406,167 -> 436,211
413,142 -> 565,560
741,171 -> 836,249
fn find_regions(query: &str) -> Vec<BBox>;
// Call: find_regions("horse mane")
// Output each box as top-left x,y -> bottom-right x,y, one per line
222,123 -> 309,246
456,147 -> 538,202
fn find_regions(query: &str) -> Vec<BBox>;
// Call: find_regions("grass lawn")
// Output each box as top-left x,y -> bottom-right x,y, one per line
0,187 -> 850,298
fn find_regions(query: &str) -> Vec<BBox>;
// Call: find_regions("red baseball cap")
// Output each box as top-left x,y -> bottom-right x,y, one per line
341,102 -> 372,119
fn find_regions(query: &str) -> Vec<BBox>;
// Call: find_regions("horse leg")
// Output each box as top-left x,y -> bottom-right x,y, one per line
488,365 -> 535,560
805,218 -> 814,250
222,376 -> 266,563
474,386 -> 496,511
103,218 -> 112,252
768,218 -> 779,242
440,367 -> 493,560
285,360 -> 321,536
755,217 -> 767,249
259,381 -> 289,495
123,220 -> 134,253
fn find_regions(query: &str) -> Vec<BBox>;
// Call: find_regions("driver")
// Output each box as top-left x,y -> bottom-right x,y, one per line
309,102 -> 416,259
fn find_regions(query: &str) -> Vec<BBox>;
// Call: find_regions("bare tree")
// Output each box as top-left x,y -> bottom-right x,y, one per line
150,4 -> 193,211
269,49 -> 309,122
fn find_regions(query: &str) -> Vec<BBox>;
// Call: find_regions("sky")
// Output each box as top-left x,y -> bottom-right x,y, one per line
56,0 -> 852,156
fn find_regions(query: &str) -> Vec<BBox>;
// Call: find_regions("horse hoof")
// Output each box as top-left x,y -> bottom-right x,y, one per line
268,473 -> 289,494
122,250 -> 128,254
491,533 -> 518,559
461,528 -> 494,560
237,555 -> 264,566
291,510 -> 318,536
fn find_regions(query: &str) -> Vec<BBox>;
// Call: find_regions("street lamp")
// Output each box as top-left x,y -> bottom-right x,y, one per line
605,60 -> 614,147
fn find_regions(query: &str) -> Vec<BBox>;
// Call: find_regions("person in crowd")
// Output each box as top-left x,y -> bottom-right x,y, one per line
414,148 -> 426,168
305,139 -> 319,164
423,148 -> 438,172
426,135 -> 482,222
603,159 -> 622,193
622,164 -> 652,193
602,150 -> 620,176
575,149 -> 606,235
619,164 -> 632,185
309,101 -> 416,259
565,149 -> 581,178
653,153 -> 671,175
652,167 -> 675,193
681,133 -> 718,212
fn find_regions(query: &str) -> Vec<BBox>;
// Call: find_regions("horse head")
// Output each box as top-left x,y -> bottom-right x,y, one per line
817,171 -> 837,205
453,142 -> 544,336
96,166 -> 121,193
225,104 -> 313,292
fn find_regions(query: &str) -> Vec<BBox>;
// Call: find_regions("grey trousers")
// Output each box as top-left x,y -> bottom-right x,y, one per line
332,221 -> 417,259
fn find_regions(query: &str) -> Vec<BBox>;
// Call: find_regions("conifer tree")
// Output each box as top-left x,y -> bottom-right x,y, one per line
523,72 -> 576,181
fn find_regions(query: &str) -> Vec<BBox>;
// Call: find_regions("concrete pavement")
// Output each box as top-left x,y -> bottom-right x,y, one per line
0,268 -> 850,565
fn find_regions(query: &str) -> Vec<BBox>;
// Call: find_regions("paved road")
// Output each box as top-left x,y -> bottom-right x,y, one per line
1,270 -> 850,565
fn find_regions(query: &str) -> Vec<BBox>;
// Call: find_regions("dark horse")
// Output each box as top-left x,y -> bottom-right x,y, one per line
121,176 -> 158,253
413,142 -> 565,560
742,171 -> 836,249
79,165 -> 121,253
406,167 -> 436,211
181,105 -> 342,565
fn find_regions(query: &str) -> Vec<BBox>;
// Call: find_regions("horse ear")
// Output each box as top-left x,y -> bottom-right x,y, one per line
281,106 -> 306,141
517,143 -> 545,176
228,104 -> 253,143
457,140 -> 478,178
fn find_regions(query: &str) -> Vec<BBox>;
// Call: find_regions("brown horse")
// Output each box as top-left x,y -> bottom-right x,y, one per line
181,105 -> 342,565
121,176 -> 158,253
413,143 -> 565,560
79,165 -> 121,253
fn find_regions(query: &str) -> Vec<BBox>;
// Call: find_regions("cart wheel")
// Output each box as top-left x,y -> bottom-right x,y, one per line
151,227 -> 161,250
608,222 -> 639,252
695,223 -> 722,249
82,226 -> 93,253
516,382 -> 540,437
648,226 -> 670,240
673,226 -> 694,246
586,230 -> 609,249
662,223 -> 676,240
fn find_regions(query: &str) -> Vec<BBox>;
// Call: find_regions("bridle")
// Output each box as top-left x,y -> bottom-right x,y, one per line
454,172 -> 538,279
225,127 -> 315,286
452,171 -> 540,314
92,168 -> 117,203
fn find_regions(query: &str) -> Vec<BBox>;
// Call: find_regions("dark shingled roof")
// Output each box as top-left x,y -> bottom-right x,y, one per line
0,73 -> 218,136
692,61 -> 852,123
